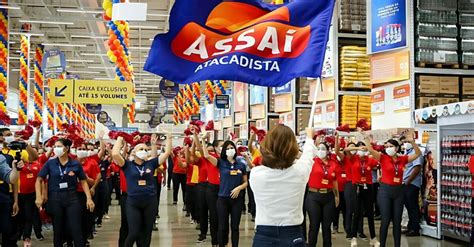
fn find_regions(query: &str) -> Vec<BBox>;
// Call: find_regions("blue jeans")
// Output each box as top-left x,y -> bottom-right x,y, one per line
378,183 -> 404,247
253,225 -> 305,247
403,184 -> 421,232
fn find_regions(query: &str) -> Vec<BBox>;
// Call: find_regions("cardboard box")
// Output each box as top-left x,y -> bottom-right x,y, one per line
417,97 -> 440,109
439,76 -> 459,94
439,97 -> 459,105
462,77 -> 474,95
419,76 -> 440,94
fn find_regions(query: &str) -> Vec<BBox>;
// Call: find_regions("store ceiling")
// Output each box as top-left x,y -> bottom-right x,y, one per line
7,0 -> 173,113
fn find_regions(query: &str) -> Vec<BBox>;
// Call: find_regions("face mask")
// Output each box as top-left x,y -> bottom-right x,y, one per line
385,147 -> 397,156
0,144 -> 3,150
87,150 -> 98,157
157,150 -> 162,156
77,150 -> 88,158
128,156 -> 134,161
350,150 -> 357,155
317,150 -> 327,159
4,136 -> 14,144
46,147 -> 52,152
403,143 -> 413,150
357,150 -> 368,157
71,148 -> 77,155
135,150 -> 148,160
54,147 -> 65,158
226,148 -> 236,158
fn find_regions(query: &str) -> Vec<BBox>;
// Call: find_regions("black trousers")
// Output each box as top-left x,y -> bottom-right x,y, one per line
155,179 -> 162,216
48,191 -> 84,247
471,195 -> 474,246
333,190 -> 346,231
167,167 -> 173,189
118,193 -> 128,247
253,225 -> 305,247
197,182 -> 208,237
125,197 -> 158,247
378,183 -> 404,247
305,191 -> 335,247
344,182 -> 355,235
373,183 -> 381,217
172,173 -> 186,203
17,193 -> 42,240
403,184 -> 421,232
185,184 -> 198,221
302,186 -> 309,241
111,174 -> 121,201
0,201 -> 17,247
351,184 -> 376,239
216,196 -> 244,247
78,192 -> 95,243
247,171 -> 256,217
206,184 -> 219,245
96,180 -> 110,225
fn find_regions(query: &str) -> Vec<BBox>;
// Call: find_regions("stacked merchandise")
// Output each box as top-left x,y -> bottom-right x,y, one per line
440,134 -> 473,241
339,0 -> 366,33
340,95 -> 371,129
340,46 -> 371,90
459,1 -> 474,66
462,77 -> 474,101
416,1 -> 459,66
416,75 -> 461,108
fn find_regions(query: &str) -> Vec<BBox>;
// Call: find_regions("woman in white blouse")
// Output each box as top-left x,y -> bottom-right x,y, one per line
250,126 -> 317,247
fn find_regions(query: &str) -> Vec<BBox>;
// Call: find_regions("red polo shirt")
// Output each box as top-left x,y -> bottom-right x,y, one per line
186,164 -> 198,186
206,152 -> 220,185
172,157 -> 187,174
469,155 -> 474,198
351,156 -> 378,184
195,157 -> 208,183
308,157 -> 338,190
77,158 -> 100,192
19,162 -> 42,194
379,154 -> 409,186
342,156 -> 356,183
120,169 -> 127,193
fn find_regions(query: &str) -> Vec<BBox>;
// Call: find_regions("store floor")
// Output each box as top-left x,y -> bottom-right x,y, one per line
33,189 -> 467,247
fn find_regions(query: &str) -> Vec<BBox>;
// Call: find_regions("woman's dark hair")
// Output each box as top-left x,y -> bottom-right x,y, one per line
344,142 -> 357,154
220,140 -> 237,160
386,139 -> 401,152
260,125 -> 299,169
356,141 -> 366,147
212,140 -> 222,148
56,138 -> 73,153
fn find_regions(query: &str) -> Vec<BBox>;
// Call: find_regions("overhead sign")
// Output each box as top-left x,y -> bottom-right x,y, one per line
42,48 -> 66,79
273,80 -> 292,94
109,127 -> 139,133
86,104 -> 102,114
49,79 -> 133,105
159,79 -> 179,99
215,95 -> 230,109
144,0 -> 335,87
368,0 -> 407,54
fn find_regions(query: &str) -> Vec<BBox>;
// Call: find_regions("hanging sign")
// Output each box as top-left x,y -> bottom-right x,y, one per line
392,84 -> 410,112
370,49 -> 409,84
215,95 -> 230,109
42,48 -> 66,79
326,102 -> 336,122
159,79 -> 179,99
49,79 -> 133,104
371,90 -> 385,115
86,104 -> 102,114
272,80 -> 292,94
144,0 -> 335,87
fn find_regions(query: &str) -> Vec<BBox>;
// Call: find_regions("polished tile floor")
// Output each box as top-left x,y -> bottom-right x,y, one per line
31,189 -> 468,246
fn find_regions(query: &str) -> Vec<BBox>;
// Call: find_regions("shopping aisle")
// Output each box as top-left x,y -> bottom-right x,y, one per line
29,189 -> 465,247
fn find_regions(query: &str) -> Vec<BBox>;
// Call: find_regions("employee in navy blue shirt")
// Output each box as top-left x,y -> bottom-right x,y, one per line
400,136 -> 423,236
35,138 -> 94,247
112,134 -> 171,247
203,140 -> 248,247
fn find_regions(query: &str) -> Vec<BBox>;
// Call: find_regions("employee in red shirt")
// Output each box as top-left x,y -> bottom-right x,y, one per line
76,143 -> 101,245
364,136 -> 421,247
332,139 -> 348,235
172,147 -> 187,205
306,141 -> 340,247
183,143 -> 199,223
348,141 -> 380,247
18,161 -> 44,245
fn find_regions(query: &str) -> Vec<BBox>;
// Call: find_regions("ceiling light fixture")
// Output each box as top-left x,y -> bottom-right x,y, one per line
68,59 -> 95,63
147,13 -> 169,17
19,20 -> 74,25
10,32 -> 45,37
129,47 -> 150,50
0,5 -> 21,10
56,8 -> 103,14
131,61 -> 145,64
71,35 -> 108,39
42,43 -> 87,47
81,53 -> 107,56
129,25 -> 159,30
68,70 -> 101,74
88,66 -> 112,69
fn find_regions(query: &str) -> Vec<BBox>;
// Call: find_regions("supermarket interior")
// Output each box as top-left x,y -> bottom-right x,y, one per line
0,0 -> 472,247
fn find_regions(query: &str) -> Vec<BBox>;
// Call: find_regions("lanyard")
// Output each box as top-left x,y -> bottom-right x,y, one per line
393,159 -> 400,176
360,159 -> 366,176
320,160 -> 329,177
135,164 -> 145,177
58,164 -> 67,180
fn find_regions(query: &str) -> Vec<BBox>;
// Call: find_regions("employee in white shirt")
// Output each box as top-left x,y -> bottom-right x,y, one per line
250,126 -> 317,247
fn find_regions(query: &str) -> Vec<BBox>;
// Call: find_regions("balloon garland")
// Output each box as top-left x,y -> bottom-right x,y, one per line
65,103 -> 72,124
205,80 -> 215,104
192,82 -> 200,114
0,9 -> 8,116
55,103 -> 64,132
18,35 -> 29,125
33,45 -> 44,123
214,80 -> 225,96
103,0 -> 135,124
45,85 -> 54,131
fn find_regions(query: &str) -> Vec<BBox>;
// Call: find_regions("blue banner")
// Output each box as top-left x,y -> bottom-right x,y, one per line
145,0 -> 334,87
369,0 -> 407,54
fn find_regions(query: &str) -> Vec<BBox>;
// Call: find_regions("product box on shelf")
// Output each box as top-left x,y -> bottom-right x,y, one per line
419,75 -> 440,94
439,76 -> 459,95
462,77 -> 474,95
439,97 -> 459,105
417,97 -> 440,109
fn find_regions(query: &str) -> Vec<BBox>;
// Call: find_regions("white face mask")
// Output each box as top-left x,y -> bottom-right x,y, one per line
0,143 -> 3,150
70,148 -> 77,155
4,135 -> 14,144
54,147 -> 65,158
135,150 -> 149,161
385,147 -> 397,156
350,150 -> 357,155
403,143 -> 413,150
46,147 -> 52,153
128,156 -> 134,161
317,150 -> 327,159
226,148 -> 236,158
87,150 -> 98,157
357,150 -> 368,157
76,150 -> 88,158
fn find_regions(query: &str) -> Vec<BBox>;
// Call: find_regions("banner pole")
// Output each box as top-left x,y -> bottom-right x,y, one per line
308,77 -> 322,128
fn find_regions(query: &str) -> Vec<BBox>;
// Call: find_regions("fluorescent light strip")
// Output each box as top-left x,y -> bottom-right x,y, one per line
71,35 -> 108,39
10,32 -> 44,37
88,66 -> 113,70
68,71 -> 101,74
147,13 -> 169,17
81,53 -> 107,56
42,43 -> 87,47
129,25 -> 159,30
129,47 -> 150,50
68,59 -> 95,63
56,8 -> 103,14
0,5 -> 21,10
131,61 -> 145,64
134,72 -> 154,76
19,20 -> 74,25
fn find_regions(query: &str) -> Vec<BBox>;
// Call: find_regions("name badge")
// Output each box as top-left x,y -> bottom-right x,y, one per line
138,180 -> 146,186
26,173 -> 34,179
361,177 -> 367,182
321,179 -> 329,185
101,168 -> 105,171
393,177 -> 400,183
59,182 -> 68,189
230,170 -> 238,176
341,173 -> 347,178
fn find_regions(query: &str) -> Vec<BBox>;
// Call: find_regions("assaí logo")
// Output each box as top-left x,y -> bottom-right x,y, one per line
171,2 -> 311,73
